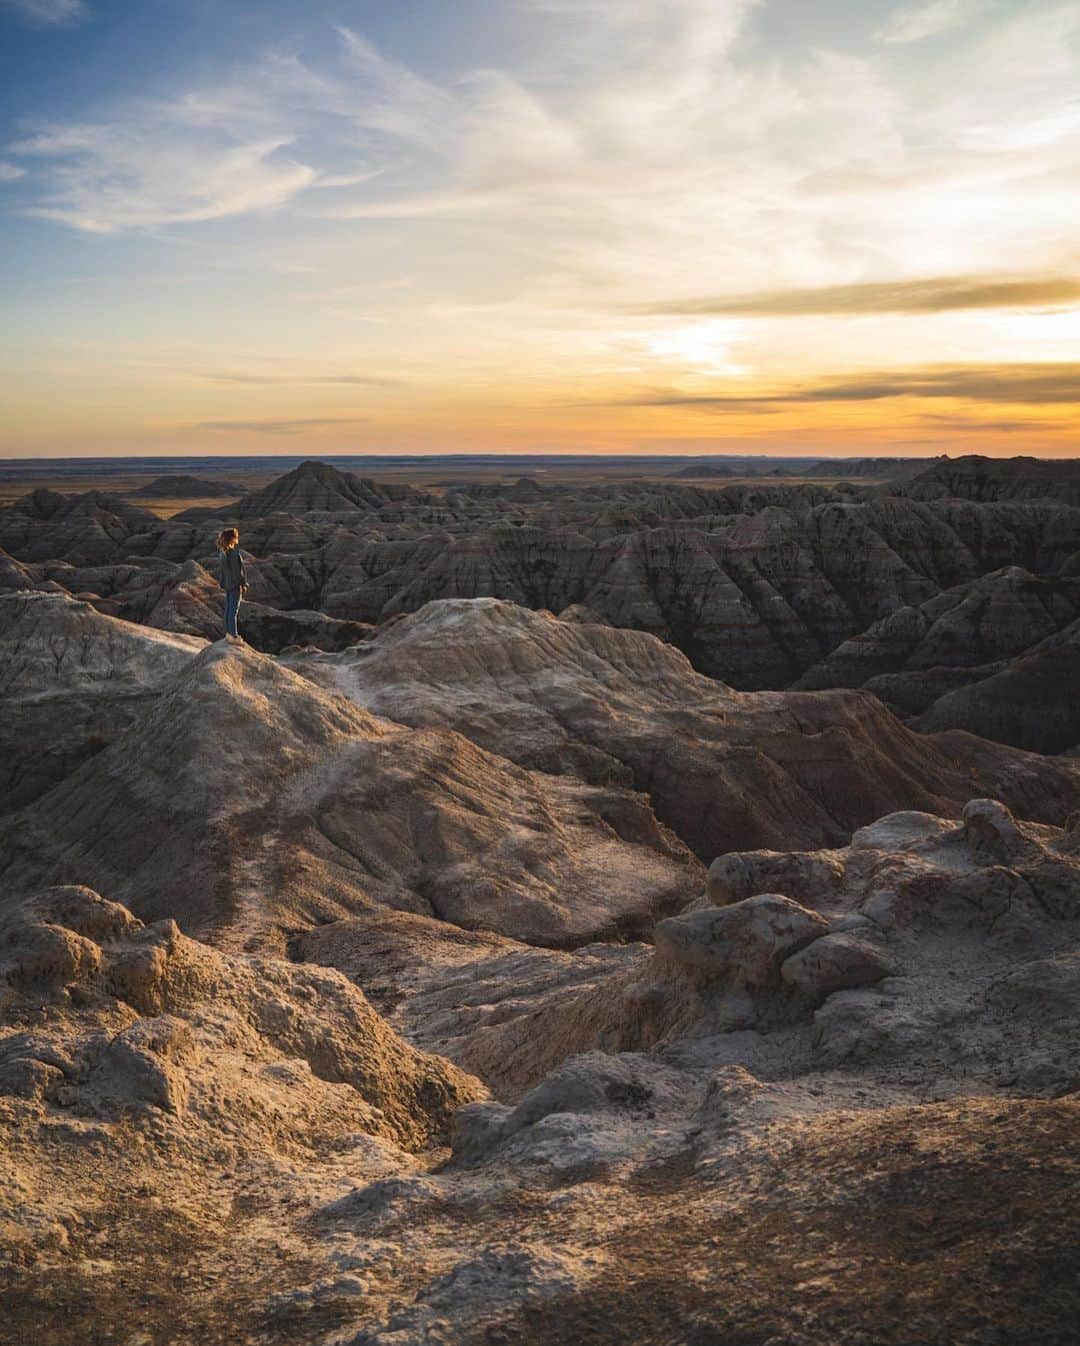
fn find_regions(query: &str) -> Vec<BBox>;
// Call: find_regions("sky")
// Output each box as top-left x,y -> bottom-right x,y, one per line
0,0 -> 1078,459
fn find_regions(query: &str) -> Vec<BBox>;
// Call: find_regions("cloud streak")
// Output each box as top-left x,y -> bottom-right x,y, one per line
196,371 -> 398,387
635,273 -> 1080,317
10,126 -> 317,232
616,363 -> 1080,408
194,416 -> 372,435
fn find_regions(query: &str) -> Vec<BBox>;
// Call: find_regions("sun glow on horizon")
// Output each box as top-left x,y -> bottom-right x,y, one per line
0,0 -> 1078,458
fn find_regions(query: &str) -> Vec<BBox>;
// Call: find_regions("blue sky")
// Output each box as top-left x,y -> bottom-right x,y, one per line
1,0 -> 1078,457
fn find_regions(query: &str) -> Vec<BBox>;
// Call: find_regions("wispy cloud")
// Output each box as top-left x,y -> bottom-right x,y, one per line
196,371 -> 398,387
635,273 -> 1080,317
878,0 -> 978,45
10,126 -> 317,232
916,411 -> 1057,431
0,161 -> 27,181
615,363 -> 1080,407
9,0 -> 1080,304
194,416 -> 372,435
3,35 -> 421,233
1,0 -> 88,27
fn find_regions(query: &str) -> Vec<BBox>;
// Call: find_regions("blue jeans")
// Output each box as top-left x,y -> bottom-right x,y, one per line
224,588 -> 242,637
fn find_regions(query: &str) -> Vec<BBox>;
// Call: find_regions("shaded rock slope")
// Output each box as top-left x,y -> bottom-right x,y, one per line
289,597 -> 1080,856
902,453 -> 1080,505
0,592 -> 204,815
4,458 -> 1080,711
796,565 -> 1080,750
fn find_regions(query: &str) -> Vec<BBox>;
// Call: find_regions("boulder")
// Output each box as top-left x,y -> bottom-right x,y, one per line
780,932 -> 892,999
962,798 -> 1028,863
654,894 -> 829,988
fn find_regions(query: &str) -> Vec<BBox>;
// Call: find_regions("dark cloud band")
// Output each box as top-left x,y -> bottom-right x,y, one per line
195,417 -> 372,435
613,363 -> 1080,409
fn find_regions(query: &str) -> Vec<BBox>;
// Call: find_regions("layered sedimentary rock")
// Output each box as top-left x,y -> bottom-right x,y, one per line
911,624 -> 1080,753
4,460 -> 1080,710
403,799 -> 1080,1104
805,455 -> 943,479
213,459 -> 431,518
0,592 -> 204,814
0,490 -> 159,565
0,608 -> 700,950
796,566 -> 1080,751
0,884 -> 482,1147
6,868 -> 1077,1344
129,474 -> 244,497
289,598 -> 1080,857
903,453 -> 1080,505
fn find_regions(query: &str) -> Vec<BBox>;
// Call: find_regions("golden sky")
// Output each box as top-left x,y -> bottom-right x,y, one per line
1,0 -> 1078,457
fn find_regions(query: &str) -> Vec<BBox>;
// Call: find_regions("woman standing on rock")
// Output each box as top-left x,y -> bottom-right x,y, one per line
216,527 -> 248,641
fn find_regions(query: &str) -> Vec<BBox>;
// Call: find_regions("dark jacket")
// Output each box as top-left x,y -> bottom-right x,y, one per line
219,546 -> 246,592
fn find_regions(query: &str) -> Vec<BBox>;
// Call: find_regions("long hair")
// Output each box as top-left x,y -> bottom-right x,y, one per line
216,527 -> 239,551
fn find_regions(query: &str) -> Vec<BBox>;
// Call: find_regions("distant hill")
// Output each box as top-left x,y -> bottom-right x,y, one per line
669,457 -> 943,481
804,457 -> 944,479
667,463 -> 739,479
226,459 -> 432,516
131,475 -> 244,497
902,455 -> 1080,504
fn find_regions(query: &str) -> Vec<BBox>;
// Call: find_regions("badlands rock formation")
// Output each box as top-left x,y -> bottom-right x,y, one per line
0,591 -> 203,814
288,597 -> 1080,855
797,566 -> 1080,751
0,595 -> 700,952
2,456 -> 1079,1344
901,453 -> 1080,505
4,457 -> 1080,704
3,803 -> 1078,1343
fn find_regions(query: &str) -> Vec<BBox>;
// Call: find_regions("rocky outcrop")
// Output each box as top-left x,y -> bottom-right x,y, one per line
289,598 -> 1080,857
208,459 -> 432,518
797,567 -> 1080,696
903,453 -> 1080,505
6,460 -> 1080,1346
0,884 -> 482,1146
434,798 -> 1080,1112
0,490 -> 159,565
3,581 -> 1079,1345
911,620 -> 1080,752
0,620 -> 700,950
805,455 -> 943,480
0,592 -> 204,814
795,567 -> 1080,751
0,882 -> 488,1341
86,557 -> 374,652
